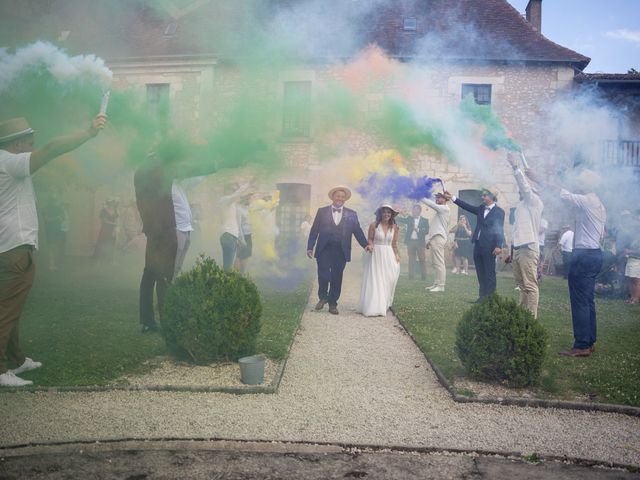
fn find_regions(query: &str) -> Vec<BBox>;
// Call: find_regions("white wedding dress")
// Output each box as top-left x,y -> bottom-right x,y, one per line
357,224 -> 400,317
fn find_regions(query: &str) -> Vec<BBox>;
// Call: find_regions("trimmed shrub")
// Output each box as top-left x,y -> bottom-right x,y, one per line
455,294 -> 547,388
161,256 -> 262,363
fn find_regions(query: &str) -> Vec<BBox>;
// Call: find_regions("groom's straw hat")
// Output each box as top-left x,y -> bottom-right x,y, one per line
328,185 -> 352,201
0,118 -> 35,144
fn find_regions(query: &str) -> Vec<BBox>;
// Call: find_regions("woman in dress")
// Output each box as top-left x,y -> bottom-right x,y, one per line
624,238 -> 640,304
357,204 -> 401,317
450,214 -> 472,275
93,198 -> 119,265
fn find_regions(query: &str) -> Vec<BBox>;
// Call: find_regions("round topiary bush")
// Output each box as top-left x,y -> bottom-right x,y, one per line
161,256 -> 262,363
455,294 -> 547,388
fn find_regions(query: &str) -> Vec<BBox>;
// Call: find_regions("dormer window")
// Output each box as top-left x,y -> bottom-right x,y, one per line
403,17 -> 417,31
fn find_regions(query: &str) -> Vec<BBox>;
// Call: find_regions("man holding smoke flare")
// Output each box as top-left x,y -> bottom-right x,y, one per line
526,168 -> 606,357
503,153 -> 544,318
443,187 -> 505,301
0,114 -> 106,387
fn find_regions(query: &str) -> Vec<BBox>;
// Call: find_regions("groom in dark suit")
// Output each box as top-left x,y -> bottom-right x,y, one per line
444,188 -> 505,301
307,186 -> 370,315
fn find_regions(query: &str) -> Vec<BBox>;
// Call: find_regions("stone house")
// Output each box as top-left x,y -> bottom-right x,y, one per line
1,0 -> 596,256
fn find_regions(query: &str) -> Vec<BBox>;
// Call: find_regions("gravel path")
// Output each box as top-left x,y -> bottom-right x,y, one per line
1,264 -> 639,466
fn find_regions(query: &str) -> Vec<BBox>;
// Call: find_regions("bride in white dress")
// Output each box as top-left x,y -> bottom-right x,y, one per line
357,204 -> 401,317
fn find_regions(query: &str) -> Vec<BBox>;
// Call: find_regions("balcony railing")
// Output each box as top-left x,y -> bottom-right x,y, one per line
600,140 -> 640,167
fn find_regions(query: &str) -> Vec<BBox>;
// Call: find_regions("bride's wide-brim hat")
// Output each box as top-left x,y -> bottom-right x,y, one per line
376,203 -> 400,215
328,185 -> 352,201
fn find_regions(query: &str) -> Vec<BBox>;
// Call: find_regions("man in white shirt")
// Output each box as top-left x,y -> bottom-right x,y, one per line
172,179 -> 197,278
505,154 -> 544,317
422,193 -> 450,292
557,226 -> 574,279
0,115 -> 105,387
220,183 -> 250,271
527,168 -> 606,357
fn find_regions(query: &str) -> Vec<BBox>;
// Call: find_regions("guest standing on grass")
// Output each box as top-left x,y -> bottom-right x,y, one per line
93,197 -> 119,266
219,182 -> 250,271
526,169 -> 606,358
450,215 -> 472,275
557,226 -> 574,279
422,193 -> 450,292
396,204 -> 429,281
443,188 -> 505,302
503,153 -> 544,318
172,178 -> 200,278
135,140 -> 219,334
0,114 -> 106,387
234,193 -> 253,275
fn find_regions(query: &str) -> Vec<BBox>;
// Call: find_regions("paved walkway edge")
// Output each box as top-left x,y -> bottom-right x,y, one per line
391,308 -> 640,418
1,438 -> 637,472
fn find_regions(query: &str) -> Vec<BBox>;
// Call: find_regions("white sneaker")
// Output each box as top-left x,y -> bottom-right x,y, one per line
11,357 -> 42,375
0,371 -> 33,387
461,271 -> 469,275
430,285 -> 445,292
514,286 -> 521,291
451,268 -> 458,274
425,285 -> 438,290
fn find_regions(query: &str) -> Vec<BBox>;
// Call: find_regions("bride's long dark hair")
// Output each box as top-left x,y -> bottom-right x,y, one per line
375,207 -> 397,229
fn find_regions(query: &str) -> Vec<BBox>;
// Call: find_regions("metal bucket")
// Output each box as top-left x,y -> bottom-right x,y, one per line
238,355 -> 265,385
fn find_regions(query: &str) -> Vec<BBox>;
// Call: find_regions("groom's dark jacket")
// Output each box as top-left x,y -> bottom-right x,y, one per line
307,205 -> 368,261
453,198 -> 505,251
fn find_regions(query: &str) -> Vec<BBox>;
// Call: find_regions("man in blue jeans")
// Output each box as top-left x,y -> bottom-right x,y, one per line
527,169 -> 606,357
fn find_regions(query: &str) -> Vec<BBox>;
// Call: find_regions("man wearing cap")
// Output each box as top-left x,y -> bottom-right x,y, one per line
504,153 -> 544,318
443,187 -> 505,301
0,115 -> 106,386
421,193 -> 450,292
307,186 -> 370,315
526,168 -> 606,357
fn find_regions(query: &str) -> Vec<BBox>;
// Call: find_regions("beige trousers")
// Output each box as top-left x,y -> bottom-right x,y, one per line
512,246 -> 540,318
0,246 -> 35,374
428,234 -> 446,287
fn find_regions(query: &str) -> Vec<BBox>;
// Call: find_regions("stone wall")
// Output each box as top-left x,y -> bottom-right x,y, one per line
70,59 -> 577,255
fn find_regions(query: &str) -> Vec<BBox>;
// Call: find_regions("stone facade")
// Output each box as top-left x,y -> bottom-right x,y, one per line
94,58 -> 577,253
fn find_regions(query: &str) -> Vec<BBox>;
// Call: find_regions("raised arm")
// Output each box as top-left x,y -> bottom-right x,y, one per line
507,154 -> 542,207
443,191 -> 479,216
30,115 -> 106,174
421,197 -> 448,213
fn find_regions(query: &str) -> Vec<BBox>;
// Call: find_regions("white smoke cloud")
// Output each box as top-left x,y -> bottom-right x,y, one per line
0,41 -> 112,93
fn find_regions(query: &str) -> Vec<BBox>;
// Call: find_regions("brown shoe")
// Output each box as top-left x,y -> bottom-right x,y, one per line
315,300 -> 327,311
558,348 -> 591,357
328,305 -> 339,315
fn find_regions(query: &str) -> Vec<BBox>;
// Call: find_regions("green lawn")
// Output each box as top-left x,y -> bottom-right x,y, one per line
16,255 -> 311,387
393,270 -> 640,407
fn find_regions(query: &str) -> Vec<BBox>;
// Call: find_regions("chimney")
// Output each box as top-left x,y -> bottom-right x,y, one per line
525,0 -> 542,32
